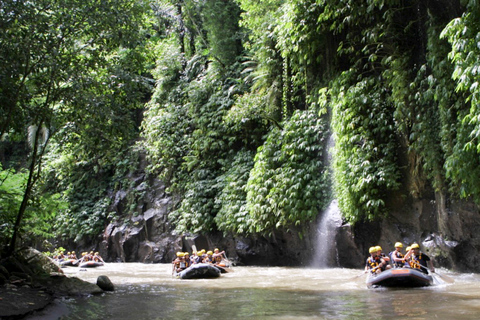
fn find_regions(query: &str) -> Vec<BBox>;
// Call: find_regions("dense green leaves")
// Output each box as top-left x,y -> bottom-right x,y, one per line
144,0 -> 480,231
0,0 -> 154,249
214,149 -> 255,234
0,164 -> 67,246
245,108 -> 329,233
5,0 -> 480,246
441,2 -> 480,200
331,75 -> 400,221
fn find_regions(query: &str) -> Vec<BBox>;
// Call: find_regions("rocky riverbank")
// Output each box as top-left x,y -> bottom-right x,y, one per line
0,248 -> 105,319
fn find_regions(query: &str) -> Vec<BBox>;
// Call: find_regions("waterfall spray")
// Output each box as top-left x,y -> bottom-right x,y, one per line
311,133 -> 341,268
311,200 -> 342,268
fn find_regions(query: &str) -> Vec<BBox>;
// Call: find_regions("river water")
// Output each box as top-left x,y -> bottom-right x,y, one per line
27,263 -> 480,320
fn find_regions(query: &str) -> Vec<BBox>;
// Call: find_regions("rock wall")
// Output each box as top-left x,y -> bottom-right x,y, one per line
100,175 -> 182,263
344,187 -> 480,271
94,162 -> 480,272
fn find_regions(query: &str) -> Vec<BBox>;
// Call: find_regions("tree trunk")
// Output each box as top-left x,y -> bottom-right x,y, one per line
7,120 -> 44,255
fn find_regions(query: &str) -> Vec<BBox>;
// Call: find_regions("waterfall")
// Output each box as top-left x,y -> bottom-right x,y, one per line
311,199 -> 342,268
311,133 -> 341,268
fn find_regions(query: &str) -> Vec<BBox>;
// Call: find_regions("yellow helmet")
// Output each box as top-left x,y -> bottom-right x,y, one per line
214,248 -> 219,252
72,251 -> 75,253
176,251 -> 183,257
369,247 -> 376,253
375,246 -> 382,252
67,252 -> 71,255
394,242 -> 403,248
90,251 -> 94,254
411,243 -> 420,249
184,252 -> 189,256
95,252 -> 99,255
201,249 -> 206,253
406,246 -> 411,251
207,251 -> 213,255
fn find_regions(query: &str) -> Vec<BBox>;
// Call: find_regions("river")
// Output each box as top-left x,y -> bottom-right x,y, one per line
26,263 -> 480,320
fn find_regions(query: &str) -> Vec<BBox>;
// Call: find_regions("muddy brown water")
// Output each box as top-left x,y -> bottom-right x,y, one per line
26,263 -> 480,319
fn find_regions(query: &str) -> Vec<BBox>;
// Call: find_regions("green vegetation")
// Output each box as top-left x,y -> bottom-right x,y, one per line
2,0 -> 480,250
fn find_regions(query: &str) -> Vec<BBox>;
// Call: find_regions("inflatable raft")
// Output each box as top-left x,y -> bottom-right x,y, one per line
79,261 -> 104,268
176,263 -> 221,279
214,265 -> 233,274
59,259 -> 78,267
213,259 -> 233,273
366,268 -> 433,288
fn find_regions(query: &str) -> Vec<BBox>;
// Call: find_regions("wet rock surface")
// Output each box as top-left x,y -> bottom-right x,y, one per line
0,285 -> 53,319
0,248 -> 105,319
97,275 -> 114,291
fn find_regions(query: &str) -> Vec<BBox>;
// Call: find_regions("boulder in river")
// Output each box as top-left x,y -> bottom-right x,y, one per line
97,275 -> 115,291
37,275 -> 104,296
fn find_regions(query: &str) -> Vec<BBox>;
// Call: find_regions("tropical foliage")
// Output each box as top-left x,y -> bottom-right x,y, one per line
2,0 -> 480,249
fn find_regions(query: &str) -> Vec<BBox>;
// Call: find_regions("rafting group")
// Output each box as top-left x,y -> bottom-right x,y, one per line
172,248 -> 232,279
364,242 -> 437,288
53,249 -> 105,268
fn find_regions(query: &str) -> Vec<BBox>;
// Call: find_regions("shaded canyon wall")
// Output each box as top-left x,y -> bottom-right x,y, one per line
94,156 -> 480,272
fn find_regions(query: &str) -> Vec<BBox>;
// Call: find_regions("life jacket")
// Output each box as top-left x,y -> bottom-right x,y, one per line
203,256 -> 212,263
366,256 -> 380,271
389,250 -> 404,267
214,255 -> 222,263
173,258 -> 181,269
409,253 -> 423,270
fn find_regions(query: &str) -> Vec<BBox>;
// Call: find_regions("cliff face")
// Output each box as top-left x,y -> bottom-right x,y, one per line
100,176 -> 181,264
97,166 -> 480,272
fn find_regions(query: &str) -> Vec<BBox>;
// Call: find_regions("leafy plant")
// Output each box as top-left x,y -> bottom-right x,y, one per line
441,3 -> 480,201
331,74 -> 400,222
246,107 -> 329,233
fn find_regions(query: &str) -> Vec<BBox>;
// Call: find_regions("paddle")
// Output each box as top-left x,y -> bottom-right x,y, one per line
419,264 -> 454,283
222,251 -> 234,268
348,270 -> 368,281
212,249 -> 234,272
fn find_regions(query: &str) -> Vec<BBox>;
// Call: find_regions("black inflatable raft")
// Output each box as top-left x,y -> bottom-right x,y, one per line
367,268 -> 433,288
176,263 -> 221,279
79,261 -> 104,268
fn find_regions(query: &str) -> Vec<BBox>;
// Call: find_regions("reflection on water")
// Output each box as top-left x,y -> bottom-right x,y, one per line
27,264 -> 480,320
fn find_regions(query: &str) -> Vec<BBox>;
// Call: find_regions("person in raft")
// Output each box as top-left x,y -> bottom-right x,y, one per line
203,251 -> 213,263
212,248 -> 225,264
173,252 -> 187,273
184,252 -> 191,268
389,242 -> 406,268
404,246 -> 412,265
192,251 -> 203,264
375,246 -> 391,270
365,246 -> 388,274
93,252 -> 105,263
80,252 -> 89,262
404,243 -> 435,274
69,251 -> 78,260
